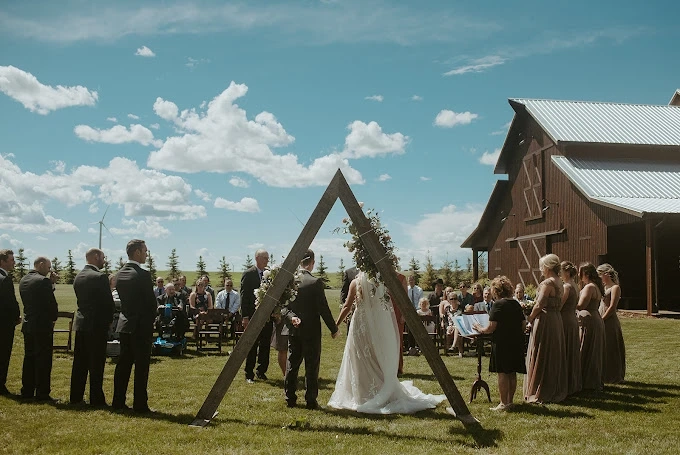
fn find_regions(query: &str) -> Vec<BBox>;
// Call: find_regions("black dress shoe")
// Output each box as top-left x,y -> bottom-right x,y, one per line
256,373 -> 268,381
35,395 -> 59,403
286,401 -> 297,408
305,401 -> 319,410
112,403 -> 130,411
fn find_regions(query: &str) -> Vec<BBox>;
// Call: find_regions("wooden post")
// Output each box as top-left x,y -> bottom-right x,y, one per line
645,218 -> 653,316
472,248 -> 479,282
191,169 -> 477,428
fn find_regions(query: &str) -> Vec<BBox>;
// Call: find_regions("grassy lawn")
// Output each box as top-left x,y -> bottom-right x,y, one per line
1,285 -> 679,454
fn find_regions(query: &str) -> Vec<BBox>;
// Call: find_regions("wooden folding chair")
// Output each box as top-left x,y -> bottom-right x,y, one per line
196,309 -> 228,353
53,311 -> 74,351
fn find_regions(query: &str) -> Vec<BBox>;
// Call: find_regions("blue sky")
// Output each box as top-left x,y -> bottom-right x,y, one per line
1,0 -> 678,274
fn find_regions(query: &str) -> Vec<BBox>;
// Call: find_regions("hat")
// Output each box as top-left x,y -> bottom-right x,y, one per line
433,278 -> 444,286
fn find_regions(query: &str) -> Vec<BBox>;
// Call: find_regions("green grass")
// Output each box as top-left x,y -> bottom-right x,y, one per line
2,286 -> 680,454
154,270 -> 344,289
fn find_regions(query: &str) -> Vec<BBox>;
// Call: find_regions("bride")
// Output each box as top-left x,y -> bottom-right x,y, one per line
328,270 -> 446,414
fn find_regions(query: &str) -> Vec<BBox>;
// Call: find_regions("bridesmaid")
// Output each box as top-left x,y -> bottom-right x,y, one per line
524,254 -> 567,403
559,261 -> 582,396
577,263 -> 605,391
597,263 -> 626,384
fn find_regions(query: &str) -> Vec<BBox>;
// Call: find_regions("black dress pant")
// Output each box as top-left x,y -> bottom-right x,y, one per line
70,329 -> 108,404
284,334 -> 321,405
0,323 -> 16,388
113,330 -> 152,410
21,330 -> 53,398
245,320 -> 273,379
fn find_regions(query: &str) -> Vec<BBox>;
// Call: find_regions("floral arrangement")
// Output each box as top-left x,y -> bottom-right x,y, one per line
335,206 -> 399,301
520,299 -> 535,316
254,265 -> 302,317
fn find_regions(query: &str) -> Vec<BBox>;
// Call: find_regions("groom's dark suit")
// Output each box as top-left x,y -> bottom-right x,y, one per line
0,268 -> 20,393
281,269 -> 338,407
240,265 -> 273,380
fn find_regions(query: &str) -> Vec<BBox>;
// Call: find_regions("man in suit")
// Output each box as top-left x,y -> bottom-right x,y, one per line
70,248 -> 115,406
405,274 -> 424,352
0,249 -> 21,395
215,278 -> 241,339
240,249 -> 272,383
281,249 -> 338,409
112,239 -> 157,413
19,256 -> 58,401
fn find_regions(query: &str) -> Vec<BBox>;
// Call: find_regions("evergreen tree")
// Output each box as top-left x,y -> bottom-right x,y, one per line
218,256 -> 232,283
269,253 -> 277,267
441,259 -> 454,288
316,254 -> 330,289
146,251 -> 157,282
452,259 -> 462,288
64,249 -> 77,284
420,253 -> 437,291
337,258 -> 345,281
196,255 -> 207,278
14,248 -> 28,282
243,254 -> 253,270
466,257 -> 472,273
166,248 -> 181,280
408,256 -> 421,286
116,256 -> 126,271
478,253 -> 488,280
102,256 -> 111,275
51,257 -> 62,284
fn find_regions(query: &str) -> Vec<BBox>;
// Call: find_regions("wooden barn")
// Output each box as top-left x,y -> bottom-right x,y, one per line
462,92 -> 680,315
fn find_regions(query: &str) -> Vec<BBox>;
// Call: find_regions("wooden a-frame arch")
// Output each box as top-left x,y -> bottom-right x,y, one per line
190,169 -> 478,428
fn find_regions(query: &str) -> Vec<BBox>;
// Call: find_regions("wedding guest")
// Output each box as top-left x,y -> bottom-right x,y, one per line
524,254 -> 567,403
471,283 -> 484,304
108,274 -> 121,341
201,275 -> 216,303
404,274 -> 424,352
514,283 -> 527,303
0,249 -> 21,396
473,275 -> 526,411
178,275 -> 191,300
153,277 -> 165,298
459,282 -> 474,311
241,249 -> 273,383
113,240 -> 157,413
474,287 -> 493,312
577,262 -> 605,392
442,292 -> 463,355
597,263 -> 626,384
19,257 -> 59,401
559,261 -> 582,396
215,279 -> 241,339
416,298 -> 436,334
428,278 -> 444,312
189,279 -> 213,318
70,248 -> 115,406
155,282 -> 189,339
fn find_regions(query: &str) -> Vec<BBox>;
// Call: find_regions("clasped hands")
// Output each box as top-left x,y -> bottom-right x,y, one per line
291,316 -> 338,339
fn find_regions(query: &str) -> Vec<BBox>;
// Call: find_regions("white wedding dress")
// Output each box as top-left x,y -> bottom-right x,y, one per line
328,272 -> 446,414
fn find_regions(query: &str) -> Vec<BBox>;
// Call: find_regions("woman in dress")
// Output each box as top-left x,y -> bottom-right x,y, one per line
597,263 -> 626,384
328,271 -> 446,414
471,283 -> 484,304
559,261 -> 582,396
524,254 -> 567,403
189,279 -> 213,317
473,276 -> 526,411
577,262 -> 605,391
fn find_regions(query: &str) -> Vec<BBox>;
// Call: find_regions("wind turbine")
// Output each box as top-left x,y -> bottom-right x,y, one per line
93,205 -> 114,249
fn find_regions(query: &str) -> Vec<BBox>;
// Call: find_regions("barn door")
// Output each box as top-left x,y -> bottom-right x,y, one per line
517,237 -> 546,286
522,152 -> 543,219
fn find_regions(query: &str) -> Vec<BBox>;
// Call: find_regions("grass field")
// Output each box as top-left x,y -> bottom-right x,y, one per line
1,285 -> 679,454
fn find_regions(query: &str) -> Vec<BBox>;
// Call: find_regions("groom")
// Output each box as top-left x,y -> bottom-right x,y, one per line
281,249 -> 338,409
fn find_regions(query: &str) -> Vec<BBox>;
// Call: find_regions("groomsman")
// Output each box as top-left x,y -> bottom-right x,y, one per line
70,248 -> 115,406
240,249 -> 272,383
281,249 -> 338,409
19,257 -> 58,401
112,239 -> 157,413
0,249 -> 20,395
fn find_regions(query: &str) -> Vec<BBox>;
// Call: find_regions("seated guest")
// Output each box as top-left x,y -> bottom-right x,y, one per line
172,279 -> 188,310
514,283 -> 527,303
201,275 -> 216,303
178,275 -> 192,299
428,278 -> 444,314
442,292 -> 464,356
474,287 -> 493,312
153,277 -> 165,298
459,282 -> 474,311
471,283 -> 484,304
416,298 -> 436,334
155,283 -> 189,339
157,283 -> 183,308
215,279 -> 242,339
189,279 -> 213,319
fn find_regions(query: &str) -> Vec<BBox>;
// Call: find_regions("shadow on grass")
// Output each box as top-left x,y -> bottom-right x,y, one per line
447,422 -> 504,449
508,402 -> 593,418
400,372 -> 466,381
557,382 -> 678,413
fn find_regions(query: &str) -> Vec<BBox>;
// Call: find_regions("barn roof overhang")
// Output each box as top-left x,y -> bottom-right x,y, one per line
461,180 -> 510,249
552,156 -> 680,217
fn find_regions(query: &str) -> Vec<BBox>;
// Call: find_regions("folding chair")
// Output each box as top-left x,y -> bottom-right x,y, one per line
53,311 -> 74,351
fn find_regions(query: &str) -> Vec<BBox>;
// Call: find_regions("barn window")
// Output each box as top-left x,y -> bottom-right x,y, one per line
522,151 -> 544,220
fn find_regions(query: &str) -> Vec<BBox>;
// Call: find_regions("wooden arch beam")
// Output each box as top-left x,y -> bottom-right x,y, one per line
191,169 -> 477,428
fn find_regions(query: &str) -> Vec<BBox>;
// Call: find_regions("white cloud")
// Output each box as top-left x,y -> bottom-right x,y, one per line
434,110 -> 478,128
127,113 -> 140,120
147,81 -> 365,187
194,189 -> 212,202
365,95 -> 383,102
420,176 -> 431,181
444,55 -> 506,76
479,148 -> 501,166
149,123 -> 160,130
35,236 -> 48,241
214,197 -> 260,213
229,177 -> 249,188
491,122 -> 512,136
107,117 -> 118,123
411,95 -> 423,101
88,203 -> 99,214
74,124 -> 163,147
87,227 -> 98,234
377,174 -> 391,182
51,160 -> 66,173
0,233 -> 22,247
186,57 -> 210,69
135,45 -> 156,57
0,65 -> 98,114
340,120 -> 408,159
110,219 -> 170,239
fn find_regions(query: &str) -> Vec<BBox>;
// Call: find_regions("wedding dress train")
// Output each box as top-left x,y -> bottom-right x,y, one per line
328,272 -> 446,414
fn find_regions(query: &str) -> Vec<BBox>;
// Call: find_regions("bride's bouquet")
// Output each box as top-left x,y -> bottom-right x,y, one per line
254,264 -> 302,318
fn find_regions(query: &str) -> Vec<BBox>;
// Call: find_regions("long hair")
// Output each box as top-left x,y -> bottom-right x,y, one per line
596,263 -> 620,285
579,262 -> 604,296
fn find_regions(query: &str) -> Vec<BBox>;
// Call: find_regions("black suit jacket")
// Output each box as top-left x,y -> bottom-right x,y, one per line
19,270 -> 58,333
340,267 -> 358,305
281,270 -> 337,339
240,266 -> 261,318
73,265 -> 115,332
0,269 -> 20,327
115,263 -> 157,335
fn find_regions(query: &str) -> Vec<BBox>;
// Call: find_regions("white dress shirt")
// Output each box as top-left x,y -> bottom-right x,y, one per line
215,289 -> 241,313
407,285 -> 424,308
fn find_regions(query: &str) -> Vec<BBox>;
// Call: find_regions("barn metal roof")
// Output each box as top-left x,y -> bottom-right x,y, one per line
510,99 -> 680,146
552,156 -> 680,217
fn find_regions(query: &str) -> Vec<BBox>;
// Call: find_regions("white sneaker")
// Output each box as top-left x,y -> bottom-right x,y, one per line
489,403 -> 507,411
